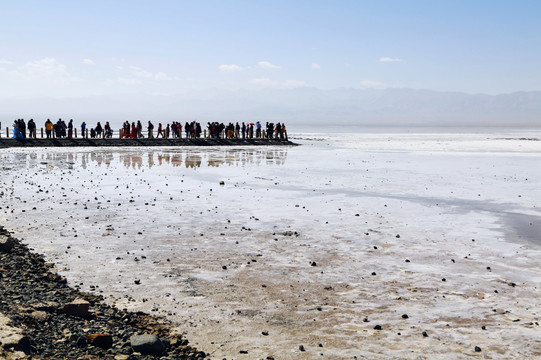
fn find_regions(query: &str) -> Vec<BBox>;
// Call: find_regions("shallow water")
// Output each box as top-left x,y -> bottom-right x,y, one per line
1,130 -> 540,359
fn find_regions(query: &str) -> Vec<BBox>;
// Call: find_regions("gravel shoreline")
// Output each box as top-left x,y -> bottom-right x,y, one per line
0,226 -> 208,360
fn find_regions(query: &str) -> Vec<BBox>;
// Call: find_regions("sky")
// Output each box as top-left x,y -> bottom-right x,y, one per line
0,0 -> 540,100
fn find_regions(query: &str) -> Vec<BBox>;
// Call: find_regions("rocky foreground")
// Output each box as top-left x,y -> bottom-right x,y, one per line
0,227 -> 208,360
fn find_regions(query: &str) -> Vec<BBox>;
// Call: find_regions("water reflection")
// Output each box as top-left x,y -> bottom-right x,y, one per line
4,148 -> 288,169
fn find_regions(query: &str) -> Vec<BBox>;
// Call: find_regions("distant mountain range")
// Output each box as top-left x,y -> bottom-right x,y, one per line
1,88 -> 540,127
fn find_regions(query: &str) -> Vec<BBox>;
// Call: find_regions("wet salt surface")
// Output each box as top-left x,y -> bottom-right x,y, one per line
1,131 -> 541,359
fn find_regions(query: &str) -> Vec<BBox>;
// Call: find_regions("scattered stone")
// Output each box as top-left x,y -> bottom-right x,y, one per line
63,298 -> 90,317
422,331 -> 428,337
299,345 -> 305,352
401,314 -> 409,319
373,325 -> 382,330
29,310 -> 48,322
130,334 -> 165,355
86,333 -> 113,349
0,313 -> 27,349
311,261 -> 317,266
262,331 -> 269,336
474,346 -> 482,352
239,350 -> 248,354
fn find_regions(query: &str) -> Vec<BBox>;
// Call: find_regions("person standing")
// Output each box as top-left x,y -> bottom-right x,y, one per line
67,119 -> 73,139
136,120 -> 143,138
45,119 -> 53,138
147,121 -> 154,138
130,122 -> 137,138
19,119 -> 26,138
256,121 -> 261,138
95,122 -> 103,138
27,119 -> 36,138
81,121 -> 87,138
104,121 -> 111,138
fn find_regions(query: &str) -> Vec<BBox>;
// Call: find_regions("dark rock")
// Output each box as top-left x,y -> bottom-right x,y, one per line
86,333 -> 113,349
474,346 -> 482,352
373,325 -> 382,330
130,334 -> 165,355
63,298 -> 90,317
299,345 -> 305,352
401,314 -> 409,319
422,331 -> 428,337
0,235 -> 15,252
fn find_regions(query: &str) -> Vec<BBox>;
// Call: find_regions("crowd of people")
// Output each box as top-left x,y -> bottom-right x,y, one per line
7,118 -> 288,140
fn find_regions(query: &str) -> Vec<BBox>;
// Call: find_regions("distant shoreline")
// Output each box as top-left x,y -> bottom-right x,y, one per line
0,137 -> 298,148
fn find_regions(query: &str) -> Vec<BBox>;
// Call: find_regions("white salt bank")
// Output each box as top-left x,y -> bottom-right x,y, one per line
1,129 -> 540,359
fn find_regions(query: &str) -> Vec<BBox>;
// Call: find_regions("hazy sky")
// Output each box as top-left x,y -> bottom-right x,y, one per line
0,0 -> 540,99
